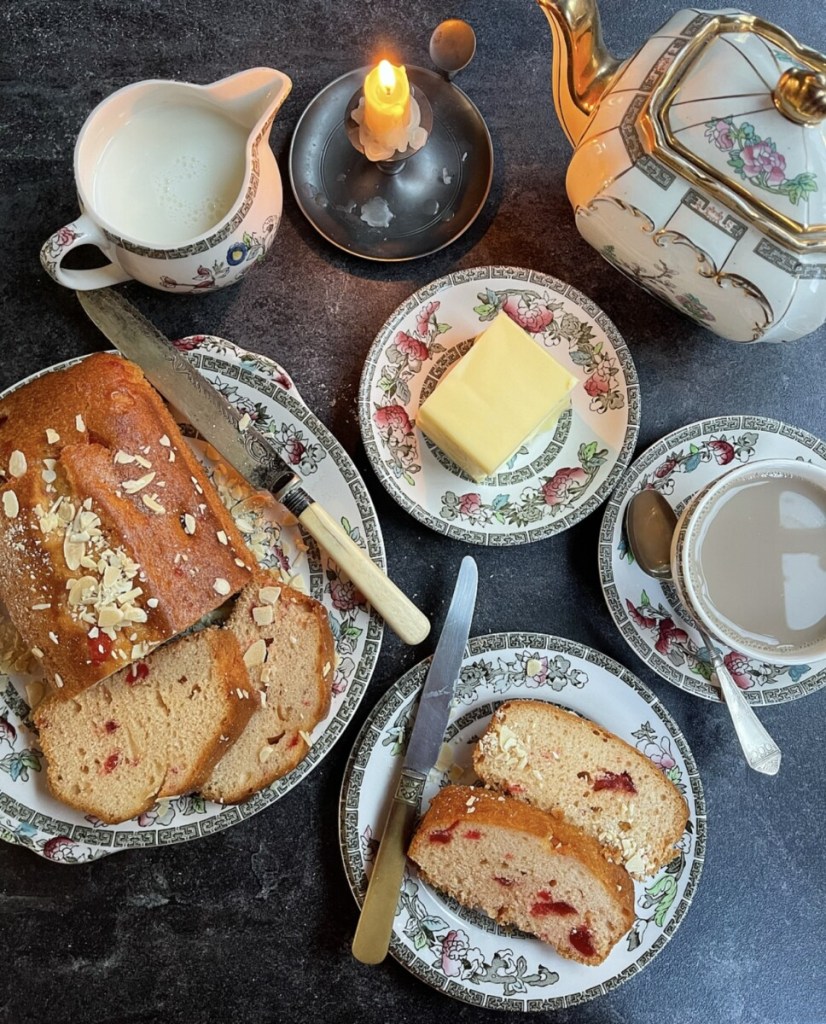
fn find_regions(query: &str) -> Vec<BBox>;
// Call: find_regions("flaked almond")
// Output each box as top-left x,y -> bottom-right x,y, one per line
146,597 -> 159,609
258,745 -> 274,763
54,673 -> 64,688
134,454 -> 152,470
159,434 -> 171,447
31,603 -> 51,611
258,586 -> 281,606
114,450 -> 135,465
75,413 -> 86,433
63,535 -> 84,571
123,471 -> 156,494
238,412 -> 251,432
142,494 -> 166,514
183,514 -> 196,535
213,577 -> 231,596
98,607 -> 123,628
45,429 -> 60,444
252,605 -> 274,626
9,450 -> 27,478
2,491 -> 19,518
216,530 -> 228,545
243,638 -> 267,668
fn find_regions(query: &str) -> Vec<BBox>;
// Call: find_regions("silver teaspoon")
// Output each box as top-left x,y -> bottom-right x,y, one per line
626,489 -> 781,776
429,19 -> 477,81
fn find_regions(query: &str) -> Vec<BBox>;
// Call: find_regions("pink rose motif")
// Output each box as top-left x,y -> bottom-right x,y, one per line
284,438 -> 306,465
440,929 -> 469,977
742,140 -> 787,187
654,617 -> 689,655
394,331 -> 429,362
655,458 -> 678,479
329,578 -> 364,612
458,492 -> 482,516
711,120 -> 735,150
416,300 -> 440,337
626,598 -> 657,630
723,651 -> 753,690
43,836 -> 75,862
649,739 -> 677,772
502,294 -> 554,334
584,372 -> 610,398
56,226 -> 79,247
173,335 -> 205,351
373,404 -> 413,434
708,439 -> 735,465
541,466 -> 588,506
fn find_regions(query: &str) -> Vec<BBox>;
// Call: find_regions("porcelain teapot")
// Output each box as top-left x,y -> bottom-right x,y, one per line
41,68 -> 291,293
537,1 -> 826,342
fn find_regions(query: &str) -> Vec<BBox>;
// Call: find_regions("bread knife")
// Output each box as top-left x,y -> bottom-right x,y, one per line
76,287 -> 430,646
352,555 -> 477,964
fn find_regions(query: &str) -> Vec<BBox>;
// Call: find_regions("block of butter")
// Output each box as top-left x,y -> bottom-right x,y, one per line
416,310 -> 578,482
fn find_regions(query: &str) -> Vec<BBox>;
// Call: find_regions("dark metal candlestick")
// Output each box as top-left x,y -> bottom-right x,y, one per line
289,66 -> 493,262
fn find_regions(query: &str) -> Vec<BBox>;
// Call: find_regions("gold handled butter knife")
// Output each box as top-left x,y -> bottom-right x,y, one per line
77,288 -> 430,646
352,555 -> 477,963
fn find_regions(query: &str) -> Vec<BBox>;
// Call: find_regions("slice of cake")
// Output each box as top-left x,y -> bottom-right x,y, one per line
473,700 -> 689,879
32,627 -> 256,824
408,785 -> 635,966
201,571 -> 335,803
416,311 -> 578,481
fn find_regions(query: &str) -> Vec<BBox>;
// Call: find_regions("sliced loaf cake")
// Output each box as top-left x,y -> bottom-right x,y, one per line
408,785 -> 635,966
473,699 -> 689,879
33,627 -> 255,823
201,571 -> 335,803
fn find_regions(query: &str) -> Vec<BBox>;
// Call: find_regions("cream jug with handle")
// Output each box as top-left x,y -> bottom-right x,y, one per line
537,0 -> 826,342
41,68 -> 292,293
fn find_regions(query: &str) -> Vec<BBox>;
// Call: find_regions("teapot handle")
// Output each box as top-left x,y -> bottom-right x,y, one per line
40,214 -> 131,290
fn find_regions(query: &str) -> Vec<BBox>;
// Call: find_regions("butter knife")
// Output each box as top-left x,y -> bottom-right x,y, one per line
351,555 -> 477,964
76,287 -> 430,646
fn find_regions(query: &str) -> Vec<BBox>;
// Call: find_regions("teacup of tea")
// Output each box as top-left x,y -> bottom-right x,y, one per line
40,68 -> 291,293
672,459 -> 826,665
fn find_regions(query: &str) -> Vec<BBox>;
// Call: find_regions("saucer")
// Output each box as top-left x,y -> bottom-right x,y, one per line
599,415 -> 826,704
359,267 -> 640,545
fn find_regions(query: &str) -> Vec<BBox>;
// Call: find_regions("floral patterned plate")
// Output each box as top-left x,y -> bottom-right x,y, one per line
359,267 -> 640,545
0,338 -> 384,862
599,415 -> 826,704
340,633 -> 704,1011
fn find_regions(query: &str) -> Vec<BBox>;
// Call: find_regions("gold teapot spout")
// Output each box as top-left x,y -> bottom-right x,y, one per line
537,0 -> 622,146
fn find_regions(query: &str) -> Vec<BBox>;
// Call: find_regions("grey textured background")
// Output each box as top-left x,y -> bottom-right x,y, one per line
1,1 -> 825,1022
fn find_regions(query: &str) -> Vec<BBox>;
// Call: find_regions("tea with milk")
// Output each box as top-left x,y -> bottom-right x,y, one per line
93,104 -> 247,245
695,471 -> 826,653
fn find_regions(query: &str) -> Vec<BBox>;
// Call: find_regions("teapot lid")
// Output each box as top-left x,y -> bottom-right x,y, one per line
645,12 -> 826,251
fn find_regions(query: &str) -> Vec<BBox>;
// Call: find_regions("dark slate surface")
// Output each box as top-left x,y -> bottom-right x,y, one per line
1,1 -> 825,1022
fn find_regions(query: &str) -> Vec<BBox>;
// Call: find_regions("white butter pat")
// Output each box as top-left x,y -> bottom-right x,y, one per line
416,311 -> 578,482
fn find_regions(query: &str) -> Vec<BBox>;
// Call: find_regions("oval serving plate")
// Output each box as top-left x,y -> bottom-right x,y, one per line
340,633 -> 704,1011
599,414 -> 826,704
358,267 -> 640,545
0,338 -> 384,862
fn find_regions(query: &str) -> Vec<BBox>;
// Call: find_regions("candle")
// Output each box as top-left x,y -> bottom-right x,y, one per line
363,59 -> 411,143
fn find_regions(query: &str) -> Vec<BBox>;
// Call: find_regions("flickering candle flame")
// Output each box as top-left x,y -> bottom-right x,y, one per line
363,59 -> 411,143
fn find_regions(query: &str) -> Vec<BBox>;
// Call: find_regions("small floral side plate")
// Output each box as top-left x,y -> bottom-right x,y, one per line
0,338 -> 384,862
339,633 -> 704,1011
599,415 -> 826,704
359,267 -> 640,545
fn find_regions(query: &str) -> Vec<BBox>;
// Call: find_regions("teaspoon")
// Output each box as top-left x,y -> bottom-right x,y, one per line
626,489 -> 781,776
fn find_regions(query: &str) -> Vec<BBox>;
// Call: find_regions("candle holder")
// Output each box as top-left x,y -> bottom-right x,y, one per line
289,65 -> 493,262
344,83 -> 433,175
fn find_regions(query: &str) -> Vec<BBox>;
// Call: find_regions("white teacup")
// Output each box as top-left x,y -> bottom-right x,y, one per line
671,458 -> 826,665
40,68 -> 291,293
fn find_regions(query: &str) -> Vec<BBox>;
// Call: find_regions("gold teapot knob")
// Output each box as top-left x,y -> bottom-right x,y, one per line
772,67 -> 826,125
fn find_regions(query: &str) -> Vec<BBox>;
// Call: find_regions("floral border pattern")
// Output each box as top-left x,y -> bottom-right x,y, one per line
599,415 -> 826,705
359,267 -> 640,547
339,633 -> 705,1011
0,341 -> 385,861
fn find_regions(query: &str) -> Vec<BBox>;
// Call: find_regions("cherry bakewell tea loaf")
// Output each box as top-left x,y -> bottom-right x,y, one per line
0,353 -> 255,698
473,700 -> 689,879
32,627 -> 256,823
201,571 -> 335,803
408,785 -> 635,966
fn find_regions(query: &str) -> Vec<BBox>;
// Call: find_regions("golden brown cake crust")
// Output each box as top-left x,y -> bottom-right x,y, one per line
0,353 -> 255,698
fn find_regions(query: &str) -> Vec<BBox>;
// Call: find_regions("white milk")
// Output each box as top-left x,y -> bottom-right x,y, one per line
93,104 -> 247,245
